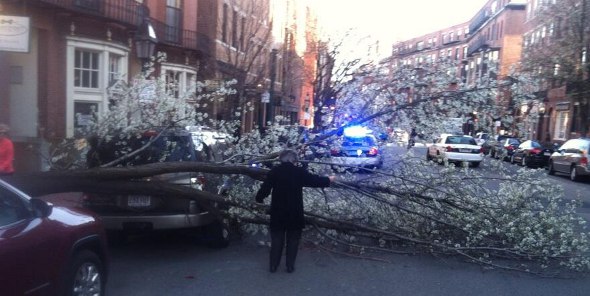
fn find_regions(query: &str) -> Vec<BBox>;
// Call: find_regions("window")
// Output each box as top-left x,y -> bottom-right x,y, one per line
554,110 -> 569,140
416,41 -> 424,50
166,0 -> 181,43
553,64 -> 560,76
232,10 -> 238,48
240,16 -> 246,50
161,63 -> 197,100
74,50 -> 99,88
108,54 -> 122,87
74,102 -> 98,130
0,185 -> 31,227
222,4 -> 228,43
67,37 -> 129,137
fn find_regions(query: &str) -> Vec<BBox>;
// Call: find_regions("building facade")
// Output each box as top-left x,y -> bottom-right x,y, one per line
521,0 -> 590,143
387,0 -> 527,136
0,0 -> 318,171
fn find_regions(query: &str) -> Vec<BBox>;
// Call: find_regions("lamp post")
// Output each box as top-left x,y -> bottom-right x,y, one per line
135,18 -> 157,73
537,102 -> 546,142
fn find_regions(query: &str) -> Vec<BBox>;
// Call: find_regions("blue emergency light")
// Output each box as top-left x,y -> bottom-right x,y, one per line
343,126 -> 370,137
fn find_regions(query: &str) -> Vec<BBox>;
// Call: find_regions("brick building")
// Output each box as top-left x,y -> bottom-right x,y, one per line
0,0 -> 317,171
521,0 -> 590,143
387,0 -> 527,135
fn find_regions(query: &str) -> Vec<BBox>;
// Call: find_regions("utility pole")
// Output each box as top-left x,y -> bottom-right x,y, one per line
266,49 -> 278,125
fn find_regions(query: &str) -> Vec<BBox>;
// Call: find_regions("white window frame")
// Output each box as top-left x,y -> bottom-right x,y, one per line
66,37 -> 129,137
554,110 -> 569,140
160,63 -> 197,100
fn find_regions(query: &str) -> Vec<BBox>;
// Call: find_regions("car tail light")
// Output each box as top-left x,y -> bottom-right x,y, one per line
530,148 -> 541,154
368,147 -> 378,156
479,147 -> 484,154
581,156 -> 588,166
143,130 -> 158,137
505,145 -> 514,151
446,146 -> 458,152
330,148 -> 340,156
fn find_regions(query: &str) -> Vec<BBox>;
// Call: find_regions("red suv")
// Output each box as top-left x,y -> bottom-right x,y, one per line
0,179 -> 109,295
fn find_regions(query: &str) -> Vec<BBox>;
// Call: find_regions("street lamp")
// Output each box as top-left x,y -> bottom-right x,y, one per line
135,18 -> 157,72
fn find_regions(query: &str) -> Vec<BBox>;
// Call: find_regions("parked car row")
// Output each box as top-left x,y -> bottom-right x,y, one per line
450,132 -> 590,182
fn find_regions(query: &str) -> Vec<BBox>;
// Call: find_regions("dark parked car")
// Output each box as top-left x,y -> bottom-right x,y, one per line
481,134 -> 509,155
548,138 -> 590,181
0,179 -> 109,295
84,127 -> 229,248
490,137 -> 520,161
510,140 -> 554,168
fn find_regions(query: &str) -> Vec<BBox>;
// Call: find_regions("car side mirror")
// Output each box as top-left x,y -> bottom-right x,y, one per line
30,198 -> 53,218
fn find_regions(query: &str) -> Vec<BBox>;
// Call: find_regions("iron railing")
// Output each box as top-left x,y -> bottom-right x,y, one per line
150,18 -> 199,50
467,36 -> 489,56
38,0 -> 145,27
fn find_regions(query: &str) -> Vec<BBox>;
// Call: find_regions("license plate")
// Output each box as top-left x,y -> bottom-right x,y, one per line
544,152 -> 551,156
459,148 -> 470,153
356,149 -> 363,156
128,195 -> 151,207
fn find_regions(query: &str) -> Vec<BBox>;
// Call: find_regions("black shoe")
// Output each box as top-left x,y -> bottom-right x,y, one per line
269,265 -> 277,273
286,266 -> 294,273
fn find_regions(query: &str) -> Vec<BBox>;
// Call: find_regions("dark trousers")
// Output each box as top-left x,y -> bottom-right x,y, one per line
269,228 -> 302,269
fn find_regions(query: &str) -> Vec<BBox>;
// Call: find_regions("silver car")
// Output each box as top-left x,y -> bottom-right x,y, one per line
329,135 -> 384,169
548,138 -> 590,181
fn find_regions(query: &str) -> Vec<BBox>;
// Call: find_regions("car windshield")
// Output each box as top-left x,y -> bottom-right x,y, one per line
530,141 -> 542,148
445,136 -> 476,145
507,138 -> 520,145
342,136 -> 376,146
90,129 -> 197,167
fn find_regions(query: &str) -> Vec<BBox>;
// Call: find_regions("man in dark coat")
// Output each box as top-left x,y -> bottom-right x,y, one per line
255,149 -> 334,273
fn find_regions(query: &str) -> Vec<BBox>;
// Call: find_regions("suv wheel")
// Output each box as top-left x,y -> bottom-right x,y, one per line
570,166 -> 580,182
548,161 -> 555,175
64,250 -> 104,296
203,220 -> 230,249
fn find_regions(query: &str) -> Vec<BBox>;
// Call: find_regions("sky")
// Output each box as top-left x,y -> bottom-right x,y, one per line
313,0 -> 490,56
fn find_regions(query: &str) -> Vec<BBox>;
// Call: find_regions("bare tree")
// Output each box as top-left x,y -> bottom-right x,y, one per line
198,0 -> 275,132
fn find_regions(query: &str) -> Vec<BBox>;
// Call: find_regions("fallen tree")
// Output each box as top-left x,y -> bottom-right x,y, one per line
5,148 -> 589,277
12,53 -> 589,278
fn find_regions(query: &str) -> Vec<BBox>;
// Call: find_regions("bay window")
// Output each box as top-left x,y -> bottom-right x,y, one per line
67,37 -> 129,137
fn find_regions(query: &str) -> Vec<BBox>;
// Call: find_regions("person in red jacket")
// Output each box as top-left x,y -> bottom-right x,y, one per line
255,149 -> 335,273
0,123 -> 15,176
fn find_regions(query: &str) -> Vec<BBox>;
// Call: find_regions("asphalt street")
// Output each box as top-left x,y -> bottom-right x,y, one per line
104,232 -> 590,296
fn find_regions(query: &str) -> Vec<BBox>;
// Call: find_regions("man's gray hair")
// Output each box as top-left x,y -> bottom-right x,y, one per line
279,149 -> 298,163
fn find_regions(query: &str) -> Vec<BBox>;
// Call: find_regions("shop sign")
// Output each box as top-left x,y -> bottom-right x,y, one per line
0,15 -> 30,53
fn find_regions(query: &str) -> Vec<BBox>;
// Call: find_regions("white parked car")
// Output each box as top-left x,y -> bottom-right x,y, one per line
474,132 -> 490,146
426,134 -> 484,167
186,125 -> 230,152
